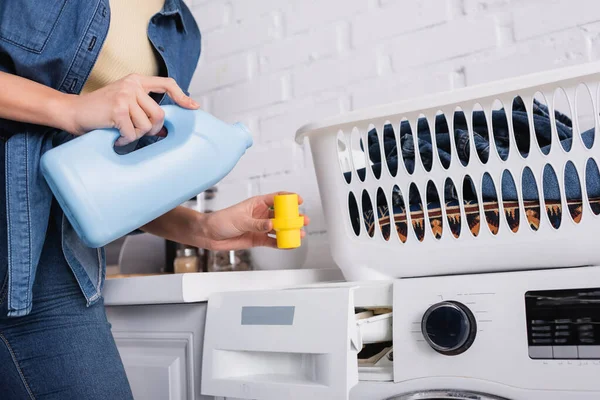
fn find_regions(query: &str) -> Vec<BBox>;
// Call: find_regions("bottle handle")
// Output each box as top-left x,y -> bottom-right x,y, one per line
90,105 -> 189,151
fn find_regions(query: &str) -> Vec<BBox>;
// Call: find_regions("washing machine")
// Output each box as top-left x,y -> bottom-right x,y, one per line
200,266 -> 600,399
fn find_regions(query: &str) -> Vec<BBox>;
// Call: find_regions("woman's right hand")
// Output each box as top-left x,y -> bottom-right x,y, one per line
64,74 -> 200,146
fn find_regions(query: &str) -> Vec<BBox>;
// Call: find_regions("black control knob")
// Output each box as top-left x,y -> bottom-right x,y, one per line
421,301 -> 477,356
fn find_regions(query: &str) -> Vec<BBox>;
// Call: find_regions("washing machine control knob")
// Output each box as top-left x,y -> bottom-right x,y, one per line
421,301 -> 477,355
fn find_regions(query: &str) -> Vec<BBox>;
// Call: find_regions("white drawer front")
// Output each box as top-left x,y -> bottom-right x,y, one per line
202,287 -> 360,400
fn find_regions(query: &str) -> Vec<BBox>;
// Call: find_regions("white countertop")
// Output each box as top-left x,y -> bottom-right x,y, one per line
103,268 -> 345,306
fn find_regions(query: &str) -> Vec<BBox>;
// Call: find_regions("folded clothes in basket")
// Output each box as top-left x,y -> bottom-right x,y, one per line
348,98 -> 600,240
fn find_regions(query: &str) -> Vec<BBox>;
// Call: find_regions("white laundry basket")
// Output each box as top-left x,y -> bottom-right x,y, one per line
296,62 -> 600,282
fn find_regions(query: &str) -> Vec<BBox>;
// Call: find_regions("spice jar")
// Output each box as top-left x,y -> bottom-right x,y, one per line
174,247 -> 200,274
206,249 -> 252,272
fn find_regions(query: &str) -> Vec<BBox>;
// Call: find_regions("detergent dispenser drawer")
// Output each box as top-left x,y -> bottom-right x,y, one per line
201,287 -> 361,400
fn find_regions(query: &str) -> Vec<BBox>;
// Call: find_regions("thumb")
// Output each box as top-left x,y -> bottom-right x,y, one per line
240,217 -> 272,233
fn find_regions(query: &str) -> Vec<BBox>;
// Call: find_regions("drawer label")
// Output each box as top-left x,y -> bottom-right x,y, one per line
241,306 -> 295,325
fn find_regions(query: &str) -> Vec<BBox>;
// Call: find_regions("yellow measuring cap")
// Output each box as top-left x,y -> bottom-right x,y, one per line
271,194 -> 304,249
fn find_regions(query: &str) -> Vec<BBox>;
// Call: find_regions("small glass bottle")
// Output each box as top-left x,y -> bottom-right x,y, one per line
206,248 -> 252,272
174,247 -> 200,274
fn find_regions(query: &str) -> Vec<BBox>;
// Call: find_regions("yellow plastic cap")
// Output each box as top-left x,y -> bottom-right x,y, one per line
271,194 -> 304,249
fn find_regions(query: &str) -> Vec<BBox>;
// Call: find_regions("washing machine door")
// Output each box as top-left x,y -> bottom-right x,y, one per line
388,390 -> 510,400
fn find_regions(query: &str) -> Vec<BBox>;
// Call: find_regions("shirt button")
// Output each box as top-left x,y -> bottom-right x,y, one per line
158,45 -> 165,52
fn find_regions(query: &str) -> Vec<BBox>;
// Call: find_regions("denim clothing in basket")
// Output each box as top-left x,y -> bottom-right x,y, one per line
0,0 -> 201,317
348,98 -> 600,241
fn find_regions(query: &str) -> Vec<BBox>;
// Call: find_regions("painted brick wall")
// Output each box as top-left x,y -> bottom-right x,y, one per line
183,0 -> 600,270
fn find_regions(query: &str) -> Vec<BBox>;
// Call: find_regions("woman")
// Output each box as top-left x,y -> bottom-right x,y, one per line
0,1 -> 307,398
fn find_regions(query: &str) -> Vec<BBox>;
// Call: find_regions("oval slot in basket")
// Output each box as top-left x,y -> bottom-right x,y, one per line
417,115 -> 433,172
444,177 -> 461,238
362,190 -> 375,238
533,92 -> 551,155
337,130 -> 352,184
522,166 -> 541,231
435,111 -> 451,169
367,125 -> 382,180
576,83 -> 595,150
348,191 -> 361,236
482,172 -> 500,235
351,127 -> 367,182
586,158 -> 600,216
409,183 -> 425,242
454,107 -> 469,167
473,103 -> 489,164
391,185 -> 408,243
376,187 -> 391,241
543,163 -> 562,229
383,123 -> 398,177
553,87 -> 573,153
564,160 -> 583,224
501,169 -> 520,233
426,180 -> 443,239
400,118 -> 415,175
512,96 -> 531,158
492,99 -> 509,161
463,175 -> 481,237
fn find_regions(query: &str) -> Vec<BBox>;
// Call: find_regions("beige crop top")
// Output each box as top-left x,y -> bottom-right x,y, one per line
81,0 -> 165,94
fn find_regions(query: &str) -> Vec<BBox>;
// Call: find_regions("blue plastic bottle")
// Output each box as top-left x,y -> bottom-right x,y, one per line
40,105 -> 253,248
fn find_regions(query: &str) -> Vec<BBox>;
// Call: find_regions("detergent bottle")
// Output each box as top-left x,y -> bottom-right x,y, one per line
40,105 -> 253,248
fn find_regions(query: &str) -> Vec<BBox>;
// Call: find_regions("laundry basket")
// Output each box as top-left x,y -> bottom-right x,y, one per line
296,62 -> 600,282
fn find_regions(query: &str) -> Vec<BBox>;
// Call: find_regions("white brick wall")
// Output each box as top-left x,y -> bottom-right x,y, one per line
187,0 -> 600,270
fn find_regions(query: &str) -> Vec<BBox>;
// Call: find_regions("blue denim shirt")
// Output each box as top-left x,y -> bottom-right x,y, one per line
0,0 -> 201,316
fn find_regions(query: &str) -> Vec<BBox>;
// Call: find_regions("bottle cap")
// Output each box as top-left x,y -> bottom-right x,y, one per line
271,194 -> 304,249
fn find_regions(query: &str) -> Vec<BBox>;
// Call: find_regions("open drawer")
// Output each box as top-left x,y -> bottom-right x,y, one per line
201,286 -> 381,400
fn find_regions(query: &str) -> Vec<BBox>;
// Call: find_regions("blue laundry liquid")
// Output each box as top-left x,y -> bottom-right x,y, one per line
40,105 -> 253,248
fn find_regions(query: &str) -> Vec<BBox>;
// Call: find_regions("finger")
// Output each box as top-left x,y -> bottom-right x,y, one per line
139,76 -> 199,109
239,217 -> 272,233
262,192 -> 304,207
268,229 -> 307,238
302,214 -> 310,226
129,103 -> 153,137
253,235 -> 278,248
114,115 -> 137,146
266,210 -> 309,225
136,90 -> 165,136
155,126 -> 168,137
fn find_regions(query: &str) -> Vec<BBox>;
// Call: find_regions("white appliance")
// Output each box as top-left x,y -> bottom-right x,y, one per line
200,266 -> 600,400
199,62 -> 600,399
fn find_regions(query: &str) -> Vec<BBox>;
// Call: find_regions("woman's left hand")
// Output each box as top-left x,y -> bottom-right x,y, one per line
196,192 -> 310,251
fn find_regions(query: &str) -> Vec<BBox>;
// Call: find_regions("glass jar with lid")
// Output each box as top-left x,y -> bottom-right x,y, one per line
206,249 -> 252,272
173,246 -> 200,274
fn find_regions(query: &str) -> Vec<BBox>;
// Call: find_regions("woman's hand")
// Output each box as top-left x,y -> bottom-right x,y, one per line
64,74 -> 199,146
141,193 -> 310,251
0,72 -> 197,139
196,192 -> 310,250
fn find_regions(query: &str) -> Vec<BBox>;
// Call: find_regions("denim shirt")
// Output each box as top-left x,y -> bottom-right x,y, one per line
0,0 -> 201,316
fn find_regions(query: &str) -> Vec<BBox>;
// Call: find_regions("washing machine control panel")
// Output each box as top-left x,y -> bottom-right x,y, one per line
526,287 -> 600,360
421,301 -> 477,355
394,267 -> 600,393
